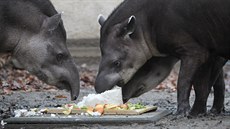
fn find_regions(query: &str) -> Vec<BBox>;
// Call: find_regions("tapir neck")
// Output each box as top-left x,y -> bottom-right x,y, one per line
139,26 -> 168,61
102,0 -> 149,33
0,25 -> 35,57
0,27 -> 21,54
0,0 -> 58,54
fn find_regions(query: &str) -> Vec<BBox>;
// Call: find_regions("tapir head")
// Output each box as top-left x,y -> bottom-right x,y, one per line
95,15 -> 150,93
13,14 -> 79,100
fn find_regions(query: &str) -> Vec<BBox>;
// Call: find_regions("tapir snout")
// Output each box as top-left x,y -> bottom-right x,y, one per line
122,57 -> 178,102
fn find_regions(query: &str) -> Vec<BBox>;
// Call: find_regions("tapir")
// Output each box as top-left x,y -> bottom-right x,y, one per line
95,0 -> 230,116
0,0 -> 79,100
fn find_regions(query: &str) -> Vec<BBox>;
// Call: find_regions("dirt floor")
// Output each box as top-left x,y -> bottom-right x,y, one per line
1,60 -> 230,129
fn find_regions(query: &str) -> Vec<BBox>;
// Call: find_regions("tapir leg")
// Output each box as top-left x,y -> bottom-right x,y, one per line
190,60 -> 214,116
176,55 -> 209,115
210,69 -> 225,114
190,56 -> 227,116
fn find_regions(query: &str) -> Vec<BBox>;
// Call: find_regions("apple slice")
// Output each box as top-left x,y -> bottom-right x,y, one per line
94,104 -> 105,114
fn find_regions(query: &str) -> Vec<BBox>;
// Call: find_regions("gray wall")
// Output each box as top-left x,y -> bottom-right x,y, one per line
51,0 -> 123,40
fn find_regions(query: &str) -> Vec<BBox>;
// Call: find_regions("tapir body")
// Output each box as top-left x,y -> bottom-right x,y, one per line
0,0 -> 80,100
96,0 -> 230,116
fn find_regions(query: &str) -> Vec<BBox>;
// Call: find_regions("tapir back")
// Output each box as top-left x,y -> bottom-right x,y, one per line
0,0 -> 66,52
100,0 -> 230,57
172,0 -> 230,56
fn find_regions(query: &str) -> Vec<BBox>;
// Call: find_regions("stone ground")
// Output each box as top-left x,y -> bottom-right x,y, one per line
1,0 -> 230,128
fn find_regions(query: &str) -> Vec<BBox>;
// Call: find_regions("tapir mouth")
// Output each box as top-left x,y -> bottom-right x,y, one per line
122,84 -> 146,103
57,81 -> 71,91
123,98 -> 129,103
34,70 -> 48,83
133,85 -> 146,97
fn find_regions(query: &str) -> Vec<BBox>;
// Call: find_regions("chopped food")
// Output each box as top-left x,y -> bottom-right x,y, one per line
80,106 -> 88,110
77,87 -> 123,107
1,120 -> 7,126
63,108 -> 73,115
94,104 -> 104,114
127,103 -> 146,110
13,103 -> 156,117
120,104 -> 128,110
14,108 -> 46,117
45,87 -> 154,116
13,87 -> 157,117
104,104 -> 119,109
58,102 -> 151,116
86,107 -> 94,113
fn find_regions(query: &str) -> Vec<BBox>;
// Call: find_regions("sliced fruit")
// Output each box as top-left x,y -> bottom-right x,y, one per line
94,104 -> 105,114
104,104 -> 118,109
120,104 -> 128,110
63,109 -> 72,115
86,107 -> 94,112
86,110 -> 94,116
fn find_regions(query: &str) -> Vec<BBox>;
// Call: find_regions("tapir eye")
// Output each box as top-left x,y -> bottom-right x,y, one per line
56,53 -> 65,62
113,60 -> 121,68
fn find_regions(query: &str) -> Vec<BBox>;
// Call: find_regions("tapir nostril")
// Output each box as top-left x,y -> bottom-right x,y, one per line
57,80 -> 79,101
139,84 -> 145,91
130,84 -> 146,98
71,96 -> 77,101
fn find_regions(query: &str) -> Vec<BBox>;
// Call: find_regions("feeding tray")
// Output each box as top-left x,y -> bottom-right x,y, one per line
47,106 -> 158,115
4,108 -> 171,125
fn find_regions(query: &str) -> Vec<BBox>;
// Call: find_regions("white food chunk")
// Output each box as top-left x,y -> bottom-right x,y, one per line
77,86 -> 123,107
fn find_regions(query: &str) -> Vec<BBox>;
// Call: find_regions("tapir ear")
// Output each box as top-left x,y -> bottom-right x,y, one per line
127,15 -> 136,35
98,14 -> 106,26
41,13 -> 62,31
120,15 -> 136,36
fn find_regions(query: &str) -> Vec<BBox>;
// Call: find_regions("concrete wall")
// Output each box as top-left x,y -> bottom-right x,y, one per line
51,0 -> 123,39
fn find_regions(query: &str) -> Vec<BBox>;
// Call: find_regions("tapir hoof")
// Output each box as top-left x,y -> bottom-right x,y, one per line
210,107 -> 225,115
188,111 -> 206,118
173,106 -> 191,117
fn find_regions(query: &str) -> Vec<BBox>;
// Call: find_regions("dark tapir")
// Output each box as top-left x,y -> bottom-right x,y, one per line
96,0 -> 230,115
0,0 -> 79,100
